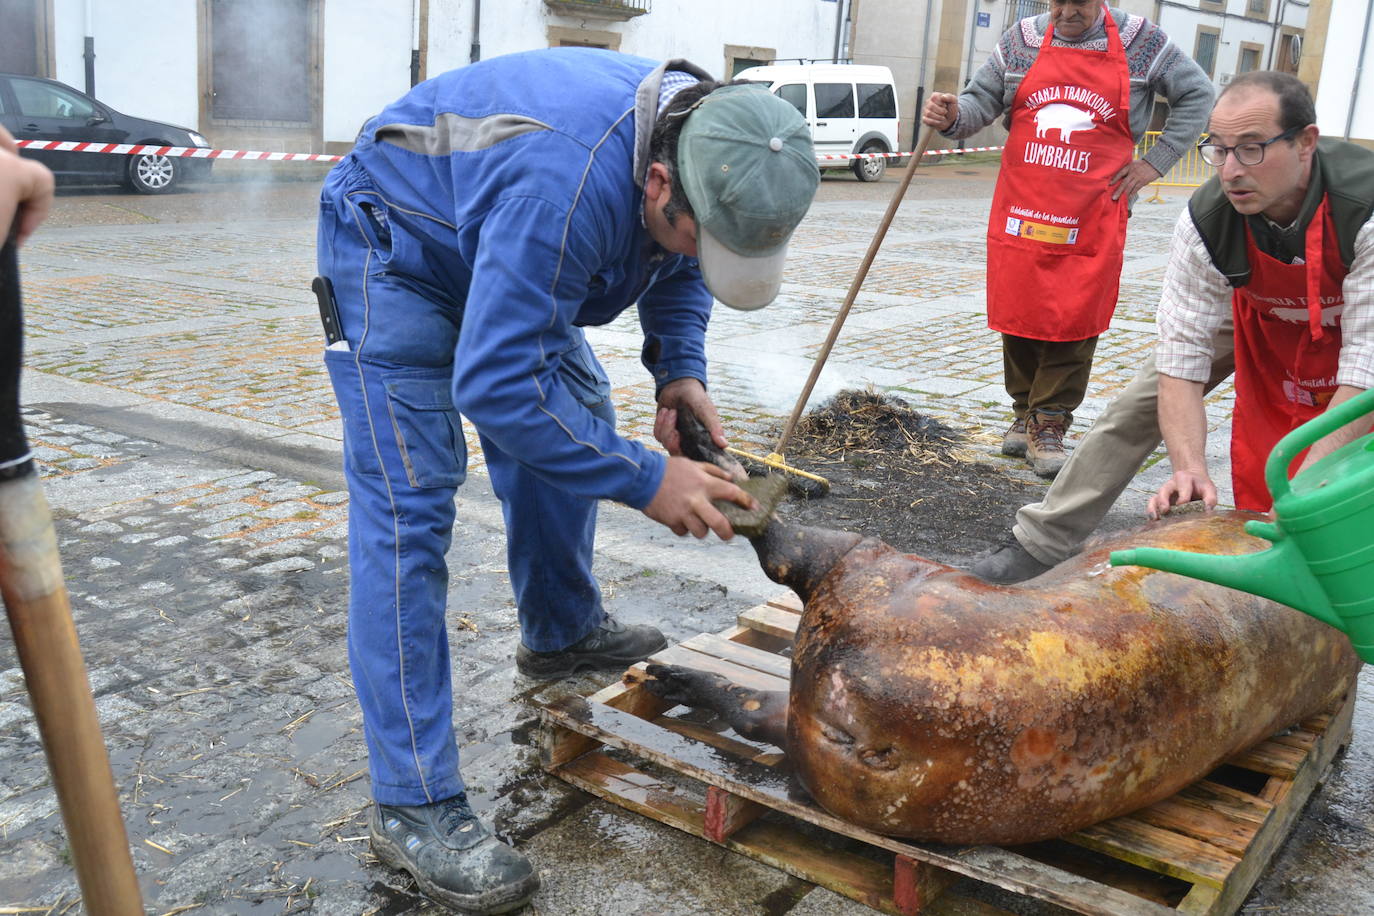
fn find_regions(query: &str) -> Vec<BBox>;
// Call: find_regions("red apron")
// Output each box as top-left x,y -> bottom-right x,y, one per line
1230,198 -> 1349,511
986,9 -> 1134,341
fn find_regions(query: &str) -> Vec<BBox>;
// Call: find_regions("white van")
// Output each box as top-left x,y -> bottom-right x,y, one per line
734,63 -> 901,181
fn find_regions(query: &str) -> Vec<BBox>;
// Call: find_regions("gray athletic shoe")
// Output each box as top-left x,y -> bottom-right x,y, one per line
515,615 -> 667,680
370,793 -> 539,914
970,538 -> 1054,584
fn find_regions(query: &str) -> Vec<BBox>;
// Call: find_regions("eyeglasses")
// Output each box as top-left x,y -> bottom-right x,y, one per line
1197,125 -> 1303,167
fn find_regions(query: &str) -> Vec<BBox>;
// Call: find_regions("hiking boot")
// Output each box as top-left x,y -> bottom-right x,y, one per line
370,793 -> 539,914
1026,412 -> 1070,479
1001,416 -> 1029,457
970,537 -> 1054,584
515,615 -> 668,679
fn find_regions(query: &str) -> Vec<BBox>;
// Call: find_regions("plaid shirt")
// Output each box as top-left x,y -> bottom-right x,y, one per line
658,69 -> 700,115
1156,209 -> 1374,390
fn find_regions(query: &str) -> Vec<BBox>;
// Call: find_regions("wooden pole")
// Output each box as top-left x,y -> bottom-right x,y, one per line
0,241 -> 143,914
771,127 -> 940,461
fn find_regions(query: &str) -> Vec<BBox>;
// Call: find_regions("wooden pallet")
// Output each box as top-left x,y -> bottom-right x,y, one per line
540,593 -> 1356,915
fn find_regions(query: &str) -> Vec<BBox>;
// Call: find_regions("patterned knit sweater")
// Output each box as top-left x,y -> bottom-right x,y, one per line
943,8 -> 1214,176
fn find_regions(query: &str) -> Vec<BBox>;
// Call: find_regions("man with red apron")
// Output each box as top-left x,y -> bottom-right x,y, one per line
923,1 -> 1217,481
984,6 -> 1134,479
1150,72 -> 1374,519
922,0 -> 1214,583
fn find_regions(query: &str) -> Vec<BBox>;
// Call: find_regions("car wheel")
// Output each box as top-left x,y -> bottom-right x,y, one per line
852,143 -> 888,182
126,152 -> 179,194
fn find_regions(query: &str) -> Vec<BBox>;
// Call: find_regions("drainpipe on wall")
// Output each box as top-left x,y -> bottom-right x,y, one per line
963,0 -> 979,89
1347,0 -> 1374,139
471,0 -> 482,64
82,0 -> 95,96
832,0 -> 846,63
1267,0 -> 1288,68
411,0 -> 422,85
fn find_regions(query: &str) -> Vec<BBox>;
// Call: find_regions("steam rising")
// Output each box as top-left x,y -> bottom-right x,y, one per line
744,352 -> 855,414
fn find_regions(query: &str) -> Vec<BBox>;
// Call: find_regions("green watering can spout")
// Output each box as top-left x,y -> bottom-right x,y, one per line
1110,387 -> 1374,663
1110,530 -> 1341,630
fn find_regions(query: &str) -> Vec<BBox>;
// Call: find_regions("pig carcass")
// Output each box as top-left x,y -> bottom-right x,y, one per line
644,510 -> 1359,845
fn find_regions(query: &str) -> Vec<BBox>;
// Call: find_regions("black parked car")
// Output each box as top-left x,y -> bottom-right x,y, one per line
0,73 -> 212,194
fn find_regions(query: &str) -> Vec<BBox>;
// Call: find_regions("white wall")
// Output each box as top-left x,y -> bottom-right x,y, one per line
427,0 -> 480,77
1315,0 -> 1374,141
322,0 -> 415,142
603,0 -> 837,74
51,0 -> 200,128
36,0 -> 853,147
1155,0 -> 1308,90
1154,8 -> 1198,65
427,0 -> 837,82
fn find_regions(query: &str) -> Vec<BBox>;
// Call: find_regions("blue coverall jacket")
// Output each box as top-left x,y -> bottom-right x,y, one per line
317,48 -> 716,805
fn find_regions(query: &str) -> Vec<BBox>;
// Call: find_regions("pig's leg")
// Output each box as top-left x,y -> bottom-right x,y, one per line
644,664 -> 789,749
675,408 -> 749,481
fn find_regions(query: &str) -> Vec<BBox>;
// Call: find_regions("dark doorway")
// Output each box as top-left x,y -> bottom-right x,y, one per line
209,0 -> 311,122
0,0 -> 48,76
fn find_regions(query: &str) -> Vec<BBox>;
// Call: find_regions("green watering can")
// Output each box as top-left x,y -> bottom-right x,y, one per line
1110,386 -> 1374,662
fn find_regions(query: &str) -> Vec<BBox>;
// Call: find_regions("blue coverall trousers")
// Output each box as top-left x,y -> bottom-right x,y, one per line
318,168 -> 615,806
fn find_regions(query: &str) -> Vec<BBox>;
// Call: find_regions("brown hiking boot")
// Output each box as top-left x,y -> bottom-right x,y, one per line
1001,416 -> 1028,457
1026,412 -> 1069,478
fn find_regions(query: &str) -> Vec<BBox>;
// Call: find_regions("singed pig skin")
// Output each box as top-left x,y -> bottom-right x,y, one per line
754,510 -> 1359,845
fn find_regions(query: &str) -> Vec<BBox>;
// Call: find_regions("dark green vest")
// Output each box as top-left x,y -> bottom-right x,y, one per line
1188,137 -> 1374,288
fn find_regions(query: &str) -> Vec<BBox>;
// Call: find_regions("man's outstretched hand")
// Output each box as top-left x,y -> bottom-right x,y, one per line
643,456 -> 756,540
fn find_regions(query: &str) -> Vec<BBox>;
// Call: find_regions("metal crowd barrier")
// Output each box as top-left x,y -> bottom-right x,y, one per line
1136,130 -> 1212,202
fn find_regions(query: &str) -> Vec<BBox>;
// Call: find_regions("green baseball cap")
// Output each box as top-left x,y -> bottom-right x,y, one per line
678,83 -> 819,310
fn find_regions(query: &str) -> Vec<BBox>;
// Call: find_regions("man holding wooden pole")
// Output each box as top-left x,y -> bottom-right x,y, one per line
922,0 -> 1212,484
0,123 -> 143,914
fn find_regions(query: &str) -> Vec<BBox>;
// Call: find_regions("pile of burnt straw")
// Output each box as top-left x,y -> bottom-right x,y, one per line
773,389 -> 1032,558
789,388 -> 962,465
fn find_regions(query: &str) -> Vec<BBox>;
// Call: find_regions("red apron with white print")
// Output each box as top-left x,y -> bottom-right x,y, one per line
1229,198 -> 1349,511
986,10 -> 1134,341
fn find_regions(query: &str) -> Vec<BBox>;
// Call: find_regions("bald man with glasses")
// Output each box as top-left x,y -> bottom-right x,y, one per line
1148,72 -> 1373,517
971,70 -> 1374,582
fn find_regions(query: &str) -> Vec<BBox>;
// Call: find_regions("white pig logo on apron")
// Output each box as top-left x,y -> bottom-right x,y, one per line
1034,103 -> 1097,143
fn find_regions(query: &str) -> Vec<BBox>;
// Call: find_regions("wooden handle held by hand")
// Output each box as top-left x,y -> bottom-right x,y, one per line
0,241 -> 143,914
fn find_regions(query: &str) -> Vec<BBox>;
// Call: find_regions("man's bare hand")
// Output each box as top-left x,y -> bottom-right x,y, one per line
654,377 -> 725,456
1109,159 -> 1161,202
0,125 -> 55,247
1147,470 -> 1218,520
921,92 -> 959,131
643,456 -> 755,540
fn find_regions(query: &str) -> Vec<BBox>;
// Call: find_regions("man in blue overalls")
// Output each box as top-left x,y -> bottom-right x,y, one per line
316,48 -> 819,912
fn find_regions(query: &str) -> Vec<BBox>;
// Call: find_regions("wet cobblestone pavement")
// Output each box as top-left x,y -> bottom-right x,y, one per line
4,168 -> 1373,915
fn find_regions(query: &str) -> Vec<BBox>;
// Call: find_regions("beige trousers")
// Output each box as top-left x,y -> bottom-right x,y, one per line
1012,320 -> 1236,565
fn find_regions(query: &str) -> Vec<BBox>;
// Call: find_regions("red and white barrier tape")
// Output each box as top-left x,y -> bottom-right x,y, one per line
15,140 -> 343,162
816,145 -> 1005,162
18,138 -> 1002,165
